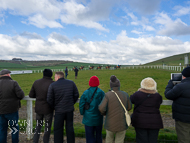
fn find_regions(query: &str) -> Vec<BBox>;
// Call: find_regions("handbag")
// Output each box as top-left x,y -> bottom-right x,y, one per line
84,87 -> 98,110
111,90 -> 131,126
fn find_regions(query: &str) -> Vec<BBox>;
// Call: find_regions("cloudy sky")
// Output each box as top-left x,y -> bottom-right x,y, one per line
0,0 -> 190,65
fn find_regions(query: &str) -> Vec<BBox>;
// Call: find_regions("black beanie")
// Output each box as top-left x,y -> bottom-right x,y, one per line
110,75 -> 120,88
43,69 -> 53,77
182,66 -> 190,77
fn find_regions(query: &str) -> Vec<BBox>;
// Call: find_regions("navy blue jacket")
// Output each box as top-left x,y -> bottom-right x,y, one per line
165,77 -> 190,123
47,78 -> 79,113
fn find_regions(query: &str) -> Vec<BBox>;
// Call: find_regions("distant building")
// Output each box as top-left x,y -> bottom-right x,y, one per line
12,58 -> 22,61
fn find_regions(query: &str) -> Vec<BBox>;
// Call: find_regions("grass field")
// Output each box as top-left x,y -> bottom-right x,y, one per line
11,68 -> 176,112
144,52 -> 190,66
12,68 -> 174,98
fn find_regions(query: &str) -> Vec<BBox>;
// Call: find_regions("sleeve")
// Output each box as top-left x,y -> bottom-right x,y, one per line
14,81 -> 25,99
47,84 -> 54,109
130,93 -> 135,104
160,94 -> 163,104
164,80 -> 182,100
79,92 -> 86,115
127,94 -> 132,111
98,95 -> 108,115
29,83 -> 36,98
73,82 -> 79,104
99,89 -> 105,101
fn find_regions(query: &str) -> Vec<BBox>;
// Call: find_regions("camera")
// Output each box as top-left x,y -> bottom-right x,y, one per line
171,73 -> 182,84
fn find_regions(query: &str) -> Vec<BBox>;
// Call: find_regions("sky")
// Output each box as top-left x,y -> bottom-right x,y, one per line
0,0 -> 190,65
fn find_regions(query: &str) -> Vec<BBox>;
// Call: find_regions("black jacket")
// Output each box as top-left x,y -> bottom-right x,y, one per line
29,76 -> 54,115
130,89 -> 163,129
47,78 -> 79,113
165,77 -> 190,123
0,76 -> 24,114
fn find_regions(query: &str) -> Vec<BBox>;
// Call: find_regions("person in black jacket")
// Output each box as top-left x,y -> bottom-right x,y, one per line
74,66 -> 79,79
29,69 -> 54,143
0,69 -> 25,143
47,71 -> 79,143
130,77 -> 163,143
165,66 -> 190,143
65,67 -> 68,78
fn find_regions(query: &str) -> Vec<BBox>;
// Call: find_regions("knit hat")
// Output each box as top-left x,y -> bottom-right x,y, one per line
182,66 -> 190,77
110,75 -> 120,88
89,76 -> 100,87
43,69 -> 53,77
0,69 -> 11,75
141,77 -> 157,91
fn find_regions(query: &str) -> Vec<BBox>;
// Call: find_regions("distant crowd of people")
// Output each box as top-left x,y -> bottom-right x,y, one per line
0,66 -> 190,143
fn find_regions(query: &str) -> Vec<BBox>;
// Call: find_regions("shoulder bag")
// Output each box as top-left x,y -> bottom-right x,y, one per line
111,90 -> 131,126
84,87 -> 98,110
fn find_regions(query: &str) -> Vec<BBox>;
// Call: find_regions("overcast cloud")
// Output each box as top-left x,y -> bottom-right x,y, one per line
0,0 -> 190,65
0,31 -> 188,65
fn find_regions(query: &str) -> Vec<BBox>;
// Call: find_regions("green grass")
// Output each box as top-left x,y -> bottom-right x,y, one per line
12,68 -> 174,100
11,68 -> 178,141
144,52 -> 190,66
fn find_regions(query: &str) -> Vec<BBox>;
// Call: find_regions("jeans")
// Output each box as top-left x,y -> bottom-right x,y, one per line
0,111 -> 19,143
135,128 -> 159,143
33,113 -> 53,143
65,73 -> 68,78
54,111 -> 75,143
85,125 -> 102,143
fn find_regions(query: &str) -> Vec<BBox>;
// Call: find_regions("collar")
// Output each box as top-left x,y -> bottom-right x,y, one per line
138,88 -> 157,94
0,76 -> 12,80
182,77 -> 190,82
110,87 -> 120,91
58,77 -> 65,81
43,76 -> 53,80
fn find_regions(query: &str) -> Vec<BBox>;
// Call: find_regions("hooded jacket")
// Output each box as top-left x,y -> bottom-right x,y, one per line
79,87 -> 105,126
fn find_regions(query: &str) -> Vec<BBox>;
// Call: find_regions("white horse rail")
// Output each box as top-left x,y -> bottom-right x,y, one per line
23,96 -> 173,140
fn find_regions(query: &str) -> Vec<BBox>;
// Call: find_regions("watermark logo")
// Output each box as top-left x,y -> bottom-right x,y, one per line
8,119 -> 48,135
9,127 -> 18,134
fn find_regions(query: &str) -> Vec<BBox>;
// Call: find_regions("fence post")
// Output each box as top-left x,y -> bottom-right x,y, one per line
23,96 -> 35,140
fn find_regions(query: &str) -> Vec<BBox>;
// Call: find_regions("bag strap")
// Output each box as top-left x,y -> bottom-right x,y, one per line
111,90 -> 128,113
134,94 -> 150,111
89,87 -> 98,104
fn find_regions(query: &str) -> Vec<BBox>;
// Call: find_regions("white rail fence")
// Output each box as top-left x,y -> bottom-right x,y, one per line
23,96 -> 173,140
31,65 -> 186,74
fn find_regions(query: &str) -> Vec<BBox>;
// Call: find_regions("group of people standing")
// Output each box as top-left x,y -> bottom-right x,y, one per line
65,66 -> 79,79
0,66 -> 190,143
79,75 -> 163,143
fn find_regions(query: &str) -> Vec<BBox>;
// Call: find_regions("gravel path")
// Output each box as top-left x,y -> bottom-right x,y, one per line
6,106 -> 175,143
